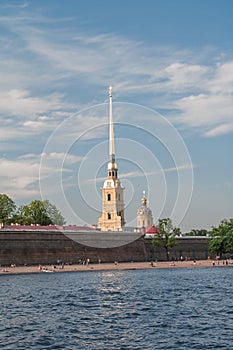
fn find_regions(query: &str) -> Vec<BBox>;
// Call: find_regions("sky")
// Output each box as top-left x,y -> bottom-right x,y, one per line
0,0 -> 233,232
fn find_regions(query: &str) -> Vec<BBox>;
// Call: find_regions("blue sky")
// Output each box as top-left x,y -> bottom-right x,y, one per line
0,0 -> 232,231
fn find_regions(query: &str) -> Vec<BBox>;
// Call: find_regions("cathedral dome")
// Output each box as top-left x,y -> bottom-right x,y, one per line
137,207 -> 152,216
136,191 -> 154,228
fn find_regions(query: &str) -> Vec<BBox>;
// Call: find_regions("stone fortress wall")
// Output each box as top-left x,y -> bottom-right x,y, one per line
0,229 -> 209,266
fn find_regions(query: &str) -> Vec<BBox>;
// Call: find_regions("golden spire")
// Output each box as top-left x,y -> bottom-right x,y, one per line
109,85 -> 115,162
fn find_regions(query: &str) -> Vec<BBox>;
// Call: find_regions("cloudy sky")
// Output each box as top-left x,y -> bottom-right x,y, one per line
0,0 -> 232,231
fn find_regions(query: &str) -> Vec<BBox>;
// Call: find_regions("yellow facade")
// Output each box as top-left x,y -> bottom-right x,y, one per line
98,163 -> 125,231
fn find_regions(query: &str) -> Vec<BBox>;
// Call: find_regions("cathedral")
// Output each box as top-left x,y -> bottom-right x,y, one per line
137,191 -> 154,228
98,86 -> 125,231
98,87 -> 154,232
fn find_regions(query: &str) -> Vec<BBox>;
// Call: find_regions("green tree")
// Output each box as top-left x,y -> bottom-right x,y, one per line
21,200 -> 53,226
186,228 -> 209,236
11,205 -> 26,225
0,194 -> 66,226
173,227 -> 182,237
209,219 -> 233,258
17,200 -> 66,226
43,200 -> 66,225
0,194 -> 16,224
152,218 -> 178,261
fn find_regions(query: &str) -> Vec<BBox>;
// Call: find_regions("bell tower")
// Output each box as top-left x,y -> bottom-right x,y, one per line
98,86 -> 125,231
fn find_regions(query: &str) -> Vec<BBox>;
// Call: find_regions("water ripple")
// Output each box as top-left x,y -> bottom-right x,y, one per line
0,268 -> 233,349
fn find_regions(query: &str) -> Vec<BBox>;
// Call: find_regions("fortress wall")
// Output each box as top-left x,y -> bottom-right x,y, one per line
144,237 -> 209,261
0,231 -> 147,265
0,231 -> 209,266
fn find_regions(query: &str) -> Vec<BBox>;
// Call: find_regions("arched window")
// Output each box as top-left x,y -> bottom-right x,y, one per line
108,212 -> 111,220
107,194 -> 111,201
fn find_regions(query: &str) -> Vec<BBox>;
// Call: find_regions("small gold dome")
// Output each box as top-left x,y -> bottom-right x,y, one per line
108,161 -> 118,170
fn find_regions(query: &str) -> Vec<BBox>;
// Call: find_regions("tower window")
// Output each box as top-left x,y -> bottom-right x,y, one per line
107,194 -> 111,201
118,194 -> 120,200
108,212 -> 111,220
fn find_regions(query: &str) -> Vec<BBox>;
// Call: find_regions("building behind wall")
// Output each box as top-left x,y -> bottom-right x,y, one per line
137,191 -> 154,228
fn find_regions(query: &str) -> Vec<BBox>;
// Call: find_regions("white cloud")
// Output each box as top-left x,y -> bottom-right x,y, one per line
176,93 -> 233,125
162,62 -> 209,91
174,91 -> 233,136
0,152 -> 81,200
0,89 -> 65,118
165,59 -> 233,137
41,152 -> 83,164
0,157 -> 39,200
0,158 -> 39,178
207,61 -> 233,94
204,124 -> 233,137
23,120 -> 47,128
0,8 -> 233,144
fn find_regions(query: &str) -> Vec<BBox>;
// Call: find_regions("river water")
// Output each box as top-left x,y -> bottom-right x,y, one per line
0,267 -> 233,350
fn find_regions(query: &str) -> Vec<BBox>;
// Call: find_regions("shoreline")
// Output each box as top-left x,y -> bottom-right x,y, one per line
1,259 -> 232,275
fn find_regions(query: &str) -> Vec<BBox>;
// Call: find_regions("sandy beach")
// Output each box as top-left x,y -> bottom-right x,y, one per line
0,259 -> 232,275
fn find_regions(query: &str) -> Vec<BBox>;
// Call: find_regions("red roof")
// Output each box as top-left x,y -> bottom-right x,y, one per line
0,224 -> 98,231
145,225 -> 160,234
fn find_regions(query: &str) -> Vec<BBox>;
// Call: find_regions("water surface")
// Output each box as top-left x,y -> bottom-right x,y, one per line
1,267 -> 232,349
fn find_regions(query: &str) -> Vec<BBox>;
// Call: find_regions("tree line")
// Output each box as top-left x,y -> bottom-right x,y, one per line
0,194 -> 66,226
